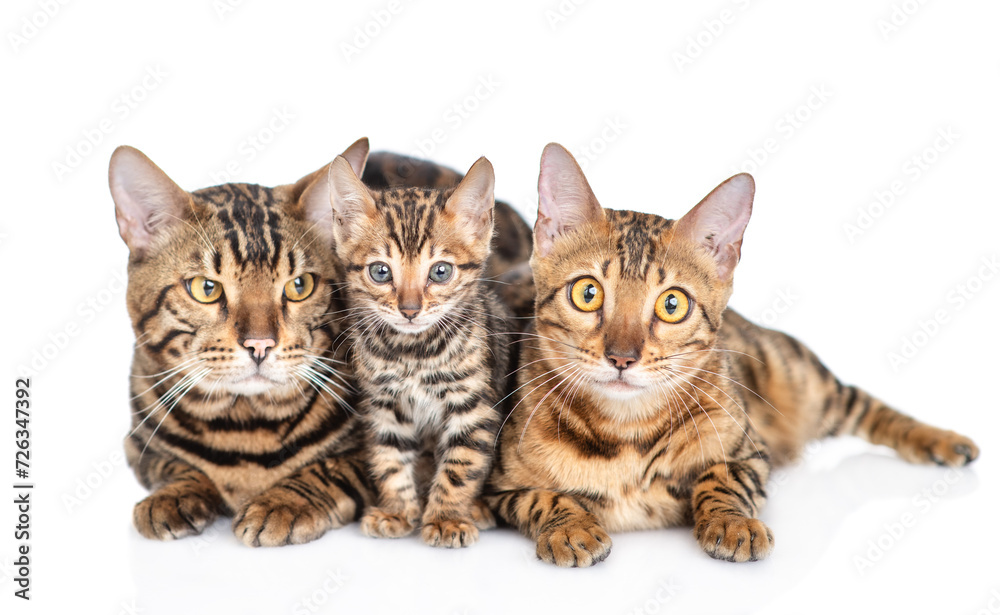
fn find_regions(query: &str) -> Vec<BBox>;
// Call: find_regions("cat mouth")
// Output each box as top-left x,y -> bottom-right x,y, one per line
596,375 -> 648,398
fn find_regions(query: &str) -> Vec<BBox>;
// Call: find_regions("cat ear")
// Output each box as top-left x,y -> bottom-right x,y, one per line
340,136 -> 370,178
675,173 -> 755,281
297,138 -> 371,246
443,157 -> 495,241
108,145 -> 192,259
327,154 -> 377,246
535,143 -> 605,257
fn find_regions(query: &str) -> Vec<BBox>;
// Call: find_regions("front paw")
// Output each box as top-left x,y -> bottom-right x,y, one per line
360,507 -> 418,539
903,427 -> 979,467
233,493 -> 331,547
470,499 -> 497,530
422,517 -> 479,548
696,514 -> 773,562
536,519 -> 612,567
133,490 -> 219,541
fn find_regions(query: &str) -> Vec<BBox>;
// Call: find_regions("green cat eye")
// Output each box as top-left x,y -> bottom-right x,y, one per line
369,262 -> 392,284
187,276 -> 223,304
428,262 -> 454,283
284,273 -> 315,302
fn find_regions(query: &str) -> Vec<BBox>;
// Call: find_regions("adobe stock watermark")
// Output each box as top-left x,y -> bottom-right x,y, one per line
853,468 -> 964,575
209,106 -> 296,184
17,268 -> 128,379
7,0 -> 71,55
876,0 -> 930,41
672,0 -> 754,72
340,0 -> 406,62
572,116 -> 627,172
973,586 -> 1000,615
61,449 -> 127,514
843,126 -> 959,243
628,578 -> 681,615
728,85 -> 833,175
410,74 -> 500,159
887,254 -> 997,371
544,0 -> 589,30
754,286 -> 799,328
291,568 -> 350,615
212,0 -> 246,20
52,64 -> 167,182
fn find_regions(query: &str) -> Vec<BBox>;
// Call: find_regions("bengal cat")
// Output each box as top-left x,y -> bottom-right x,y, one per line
111,138 -> 374,547
486,143 -> 979,566
327,155 -> 520,548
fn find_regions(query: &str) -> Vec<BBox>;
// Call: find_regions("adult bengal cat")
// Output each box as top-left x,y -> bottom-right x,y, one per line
485,143 -> 979,566
111,139 -> 376,547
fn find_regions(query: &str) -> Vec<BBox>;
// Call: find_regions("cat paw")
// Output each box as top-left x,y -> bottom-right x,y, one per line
232,493 -> 330,547
470,499 -> 497,530
696,515 -> 773,562
360,508 -> 418,539
536,519 -> 612,567
133,491 -> 218,541
422,518 -> 479,548
902,427 -> 979,467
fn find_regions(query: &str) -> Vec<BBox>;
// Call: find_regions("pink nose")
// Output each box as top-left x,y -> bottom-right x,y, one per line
243,338 -> 276,364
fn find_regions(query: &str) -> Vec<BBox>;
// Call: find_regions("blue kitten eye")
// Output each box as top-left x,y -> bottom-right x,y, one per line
368,262 -> 392,283
428,262 -> 454,283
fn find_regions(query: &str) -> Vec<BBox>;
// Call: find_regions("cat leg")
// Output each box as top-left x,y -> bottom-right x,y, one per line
824,384 -> 979,467
691,458 -> 773,562
487,489 -> 612,567
359,398 -> 423,539
420,402 -> 498,548
233,455 -> 371,547
129,447 -> 227,541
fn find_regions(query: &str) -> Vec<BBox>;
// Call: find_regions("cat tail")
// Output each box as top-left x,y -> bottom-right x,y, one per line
723,311 -> 979,468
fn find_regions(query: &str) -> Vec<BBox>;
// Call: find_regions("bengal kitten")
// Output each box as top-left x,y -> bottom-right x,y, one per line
327,155 -> 517,548
111,138 -> 373,547
486,143 -> 979,566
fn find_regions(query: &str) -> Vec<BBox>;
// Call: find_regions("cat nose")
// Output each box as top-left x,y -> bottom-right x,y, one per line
243,338 -> 276,365
399,305 -> 421,320
606,352 -> 639,371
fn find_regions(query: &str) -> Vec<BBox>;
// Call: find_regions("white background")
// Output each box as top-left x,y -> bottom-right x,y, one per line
2,1 -> 999,613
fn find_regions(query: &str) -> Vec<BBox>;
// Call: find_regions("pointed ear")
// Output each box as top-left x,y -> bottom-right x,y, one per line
327,155 -> 376,247
108,146 -> 192,259
444,157 -> 495,242
674,173 -> 754,281
535,143 -> 605,257
340,136 -> 370,177
297,137 -> 372,247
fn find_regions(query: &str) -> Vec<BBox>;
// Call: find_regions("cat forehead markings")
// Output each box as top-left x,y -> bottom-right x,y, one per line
604,210 -> 673,281
375,188 -> 450,259
193,183 -> 286,270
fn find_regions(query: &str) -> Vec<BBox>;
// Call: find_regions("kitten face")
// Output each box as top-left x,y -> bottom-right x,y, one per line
329,156 -> 496,336
530,144 -> 754,413
110,140 -> 369,401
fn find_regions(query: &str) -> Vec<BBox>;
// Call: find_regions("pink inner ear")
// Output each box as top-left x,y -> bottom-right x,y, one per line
677,173 -> 754,279
535,144 -> 604,255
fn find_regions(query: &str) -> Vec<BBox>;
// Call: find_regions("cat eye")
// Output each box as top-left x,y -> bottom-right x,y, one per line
569,277 -> 604,312
368,262 -> 392,284
428,262 -> 454,283
655,288 -> 691,323
187,276 -> 224,304
284,273 -> 315,302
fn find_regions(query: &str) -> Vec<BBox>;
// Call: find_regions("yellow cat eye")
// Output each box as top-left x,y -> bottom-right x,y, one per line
655,288 -> 691,324
570,277 -> 604,312
284,273 -> 315,302
188,276 -> 224,304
